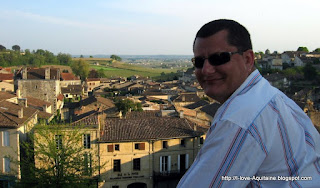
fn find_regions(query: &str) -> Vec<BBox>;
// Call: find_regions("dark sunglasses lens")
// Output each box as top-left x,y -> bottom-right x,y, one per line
194,58 -> 204,68
220,52 -> 231,62
208,52 -> 231,66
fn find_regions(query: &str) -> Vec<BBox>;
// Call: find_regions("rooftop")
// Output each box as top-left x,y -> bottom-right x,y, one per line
100,111 -> 207,142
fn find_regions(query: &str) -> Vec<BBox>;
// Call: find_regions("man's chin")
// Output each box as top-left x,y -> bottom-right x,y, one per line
204,89 -> 225,102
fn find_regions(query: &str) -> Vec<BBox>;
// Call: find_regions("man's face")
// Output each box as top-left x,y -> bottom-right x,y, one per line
193,30 -> 253,103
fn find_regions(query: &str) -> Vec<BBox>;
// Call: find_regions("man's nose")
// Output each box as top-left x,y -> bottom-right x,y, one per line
201,59 -> 216,74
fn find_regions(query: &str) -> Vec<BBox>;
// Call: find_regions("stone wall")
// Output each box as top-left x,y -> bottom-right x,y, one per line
17,79 -> 61,113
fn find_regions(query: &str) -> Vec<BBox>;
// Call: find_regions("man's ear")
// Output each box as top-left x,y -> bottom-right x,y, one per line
244,49 -> 255,71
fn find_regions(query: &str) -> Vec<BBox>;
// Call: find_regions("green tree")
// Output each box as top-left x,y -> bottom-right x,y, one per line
110,54 -> 122,61
29,54 -> 45,67
0,45 -> 6,51
71,59 -> 90,80
115,99 -> 143,115
16,124 -> 99,187
57,53 -> 72,65
88,69 -> 98,78
297,47 -> 309,52
44,50 -> 59,65
12,45 -> 21,52
97,68 -> 106,78
314,48 -> 320,53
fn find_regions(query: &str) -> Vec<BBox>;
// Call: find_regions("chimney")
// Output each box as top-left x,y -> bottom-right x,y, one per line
179,110 -> 184,118
16,89 -> 21,98
18,98 -> 27,107
43,104 -> 47,112
18,108 -> 23,118
22,68 -> 27,79
45,67 -> 50,80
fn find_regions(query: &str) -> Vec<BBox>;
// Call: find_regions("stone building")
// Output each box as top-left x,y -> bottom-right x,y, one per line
15,67 -> 62,114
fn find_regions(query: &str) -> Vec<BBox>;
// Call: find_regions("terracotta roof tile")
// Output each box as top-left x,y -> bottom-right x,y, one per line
200,103 -> 221,117
26,96 -> 52,107
57,94 -> 64,101
0,101 -> 38,128
184,100 -> 209,109
172,93 -> 201,103
100,112 -> 207,142
0,91 -> 16,101
61,85 -> 83,95
60,73 -> 80,81
71,112 -> 99,126
87,78 -> 100,82
37,111 -> 54,119
0,73 -> 13,81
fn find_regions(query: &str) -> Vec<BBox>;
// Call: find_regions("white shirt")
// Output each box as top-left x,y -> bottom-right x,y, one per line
178,70 -> 320,188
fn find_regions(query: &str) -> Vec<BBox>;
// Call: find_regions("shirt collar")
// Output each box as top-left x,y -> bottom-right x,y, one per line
226,69 -> 262,103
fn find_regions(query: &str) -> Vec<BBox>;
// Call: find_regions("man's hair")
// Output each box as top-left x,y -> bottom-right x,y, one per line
194,19 -> 252,52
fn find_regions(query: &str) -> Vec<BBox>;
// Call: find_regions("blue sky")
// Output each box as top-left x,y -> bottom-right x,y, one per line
1,0 -> 319,55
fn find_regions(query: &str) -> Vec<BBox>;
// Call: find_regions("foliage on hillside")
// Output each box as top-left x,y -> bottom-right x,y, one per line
0,48 -> 72,67
110,54 -> 122,61
71,59 -> 90,80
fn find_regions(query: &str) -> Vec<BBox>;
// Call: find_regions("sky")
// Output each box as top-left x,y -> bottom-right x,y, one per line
1,0 -> 319,55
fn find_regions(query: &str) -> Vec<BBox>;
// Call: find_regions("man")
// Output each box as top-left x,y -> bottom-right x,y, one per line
177,19 -> 320,187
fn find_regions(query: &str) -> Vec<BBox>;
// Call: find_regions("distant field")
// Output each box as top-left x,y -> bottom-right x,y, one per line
9,58 -> 181,79
72,58 -> 112,61
88,60 -> 179,78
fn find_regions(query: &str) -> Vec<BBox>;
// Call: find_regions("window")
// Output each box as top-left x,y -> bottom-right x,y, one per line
180,139 -> 185,147
107,144 -> 120,152
113,159 -> 121,172
200,137 -> 204,145
115,144 -> 120,151
83,134 -> 91,149
3,157 -> 10,173
162,141 -> 168,149
55,135 -> 62,149
83,153 -> 92,176
2,131 -> 9,147
133,158 -> 141,171
160,156 -> 171,173
107,145 -> 114,152
134,143 -> 145,150
178,154 -> 189,172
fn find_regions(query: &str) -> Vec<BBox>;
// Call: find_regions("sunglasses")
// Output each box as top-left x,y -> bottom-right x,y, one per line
191,51 -> 243,68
